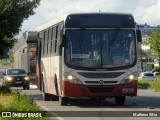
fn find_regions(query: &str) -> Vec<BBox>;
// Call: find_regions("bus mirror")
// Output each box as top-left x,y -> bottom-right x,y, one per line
60,31 -> 65,47
136,30 -> 142,42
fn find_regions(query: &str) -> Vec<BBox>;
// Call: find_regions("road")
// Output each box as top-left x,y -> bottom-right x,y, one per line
0,68 -> 160,120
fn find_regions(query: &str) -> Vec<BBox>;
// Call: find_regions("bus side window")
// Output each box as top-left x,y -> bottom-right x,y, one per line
50,28 -> 54,53
55,25 -> 59,53
41,31 -> 46,56
45,30 -> 48,56
52,27 -> 56,54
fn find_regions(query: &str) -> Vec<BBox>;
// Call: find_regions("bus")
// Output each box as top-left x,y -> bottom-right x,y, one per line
36,13 -> 142,105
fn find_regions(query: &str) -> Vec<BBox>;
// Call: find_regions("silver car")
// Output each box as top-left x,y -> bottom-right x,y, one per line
138,72 -> 155,81
153,72 -> 160,77
3,68 -> 30,90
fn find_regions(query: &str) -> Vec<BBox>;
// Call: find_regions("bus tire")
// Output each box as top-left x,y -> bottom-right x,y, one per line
51,95 -> 59,101
60,97 -> 69,106
115,96 -> 125,105
43,93 -> 50,101
42,80 -> 51,101
53,75 -> 59,101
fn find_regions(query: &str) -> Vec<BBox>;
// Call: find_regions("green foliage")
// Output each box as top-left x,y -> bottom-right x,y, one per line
150,31 -> 160,64
138,80 -> 151,89
138,78 -> 160,92
0,85 -> 11,94
150,79 -> 160,92
0,91 -> 47,120
5,91 -> 40,111
0,59 -> 13,67
153,66 -> 160,72
0,0 -> 41,57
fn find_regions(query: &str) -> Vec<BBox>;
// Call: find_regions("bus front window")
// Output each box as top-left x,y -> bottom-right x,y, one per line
65,30 -> 136,69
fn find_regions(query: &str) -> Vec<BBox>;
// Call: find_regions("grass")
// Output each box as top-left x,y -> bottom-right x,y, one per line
138,77 -> 160,92
0,85 -> 48,120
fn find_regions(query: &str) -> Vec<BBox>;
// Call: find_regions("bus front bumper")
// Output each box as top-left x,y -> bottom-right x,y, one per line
62,80 -> 137,97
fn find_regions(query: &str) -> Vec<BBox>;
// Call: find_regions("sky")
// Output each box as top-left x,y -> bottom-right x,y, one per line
21,0 -> 160,32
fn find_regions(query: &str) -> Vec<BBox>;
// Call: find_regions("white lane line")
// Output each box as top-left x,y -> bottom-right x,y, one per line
40,106 -> 64,120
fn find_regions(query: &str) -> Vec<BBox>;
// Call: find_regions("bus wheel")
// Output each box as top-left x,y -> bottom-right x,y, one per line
43,93 -> 50,101
51,95 -> 59,101
59,97 -> 69,106
115,96 -> 125,105
42,81 -> 50,101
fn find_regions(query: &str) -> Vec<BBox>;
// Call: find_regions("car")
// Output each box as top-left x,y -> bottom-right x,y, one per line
153,72 -> 160,77
3,68 -> 30,90
138,72 -> 155,81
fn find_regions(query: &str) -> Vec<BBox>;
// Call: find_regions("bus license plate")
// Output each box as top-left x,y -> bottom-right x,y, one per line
122,88 -> 134,93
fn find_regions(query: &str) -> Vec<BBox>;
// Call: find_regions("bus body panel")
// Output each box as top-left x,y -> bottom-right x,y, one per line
41,56 -> 60,95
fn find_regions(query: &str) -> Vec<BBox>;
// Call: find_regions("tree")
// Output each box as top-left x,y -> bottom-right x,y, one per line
0,0 -> 40,57
150,31 -> 160,65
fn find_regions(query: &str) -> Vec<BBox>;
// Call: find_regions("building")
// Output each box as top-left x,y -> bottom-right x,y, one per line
13,31 -> 38,79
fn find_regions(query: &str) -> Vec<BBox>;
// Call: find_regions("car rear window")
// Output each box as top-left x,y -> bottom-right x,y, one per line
144,73 -> 154,76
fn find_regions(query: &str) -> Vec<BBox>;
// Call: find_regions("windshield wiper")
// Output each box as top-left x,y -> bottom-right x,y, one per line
78,30 -> 84,54
109,28 -> 120,54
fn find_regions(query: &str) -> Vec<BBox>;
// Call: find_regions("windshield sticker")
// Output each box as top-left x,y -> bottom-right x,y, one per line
125,59 -> 129,64
72,54 -> 89,58
128,34 -> 132,37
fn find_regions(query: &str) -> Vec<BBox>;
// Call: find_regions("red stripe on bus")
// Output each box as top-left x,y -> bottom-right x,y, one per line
62,80 -> 137,97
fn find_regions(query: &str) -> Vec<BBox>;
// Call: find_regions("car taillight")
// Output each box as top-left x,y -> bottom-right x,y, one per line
142,76 -> 145,79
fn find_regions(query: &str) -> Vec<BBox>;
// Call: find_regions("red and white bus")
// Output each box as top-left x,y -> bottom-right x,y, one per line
36,13 -> 142,105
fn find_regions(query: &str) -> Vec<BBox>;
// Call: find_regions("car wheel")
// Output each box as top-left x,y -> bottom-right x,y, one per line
115,96 -> 125,105
23,85 -> 26,90
26,85 -> 30,90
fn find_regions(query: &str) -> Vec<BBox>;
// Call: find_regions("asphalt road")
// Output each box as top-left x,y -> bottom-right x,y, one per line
0,68 -> 160,120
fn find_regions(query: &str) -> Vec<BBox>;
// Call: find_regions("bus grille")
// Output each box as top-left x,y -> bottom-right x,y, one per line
88,87 -> 114,93
85,81 -> 117,84
78,72 -> 124,78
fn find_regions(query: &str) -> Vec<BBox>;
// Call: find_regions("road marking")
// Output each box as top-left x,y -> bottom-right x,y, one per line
40,106 -> 64,120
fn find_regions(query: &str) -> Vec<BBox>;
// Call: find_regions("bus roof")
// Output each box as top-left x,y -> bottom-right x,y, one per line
37,12 -> 134,31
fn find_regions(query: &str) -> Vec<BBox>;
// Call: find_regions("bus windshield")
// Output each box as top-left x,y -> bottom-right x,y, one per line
65,30 -> 136,69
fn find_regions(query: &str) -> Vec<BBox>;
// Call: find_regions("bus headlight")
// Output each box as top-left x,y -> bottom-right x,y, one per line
120,74 -> 135,84
67,74 -> 83,85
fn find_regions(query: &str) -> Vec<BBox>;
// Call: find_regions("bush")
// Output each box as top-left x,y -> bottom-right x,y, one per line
138,80 -> 150,89
153,66 -> 160,72
0,91 -> 47,120
0,85 -> 11,94
5,91 -> 40,111
138,78 -> 160,92
0,59 -> 12,67
150,79 -> 160,92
